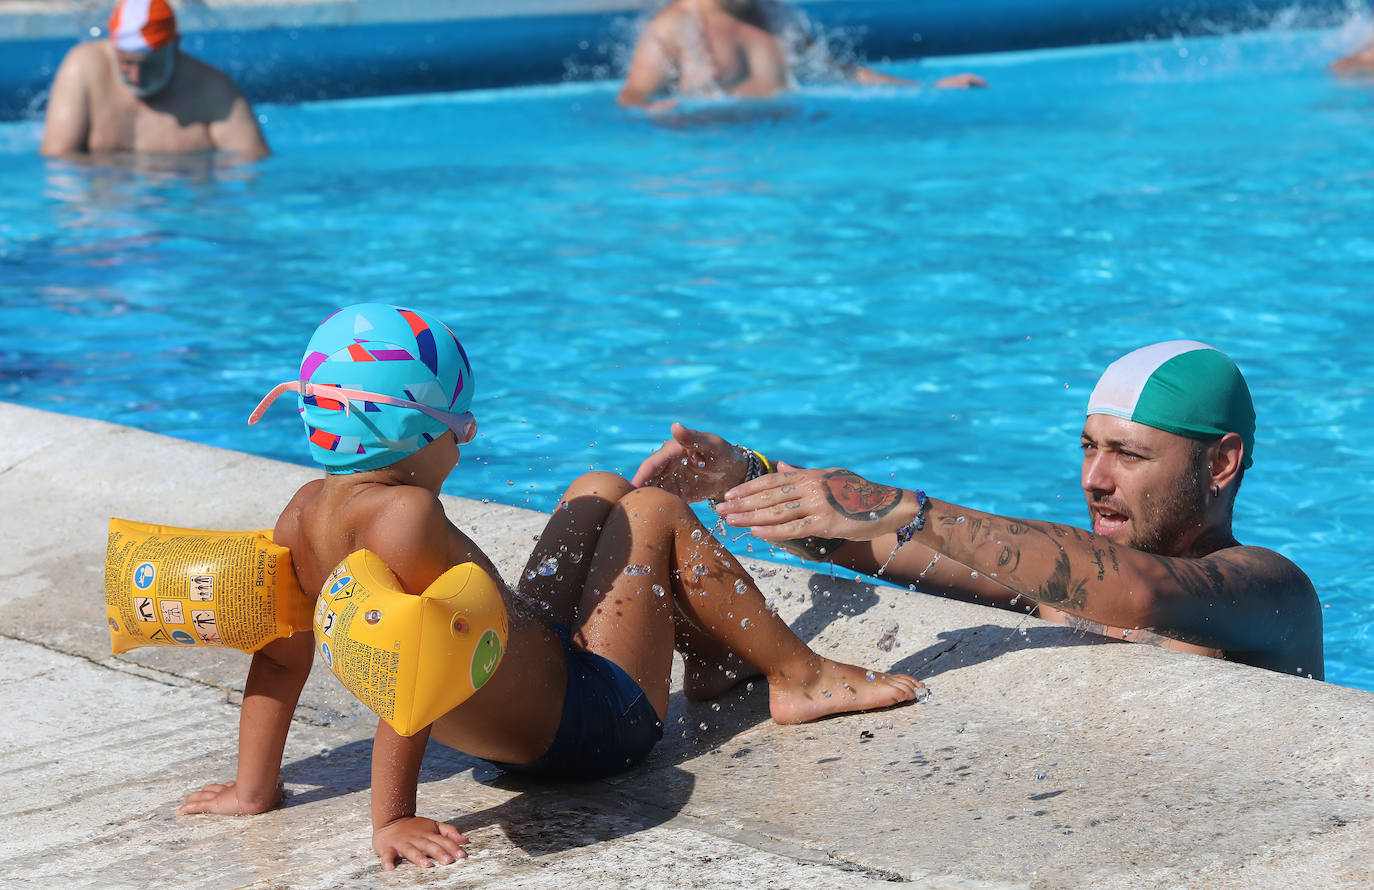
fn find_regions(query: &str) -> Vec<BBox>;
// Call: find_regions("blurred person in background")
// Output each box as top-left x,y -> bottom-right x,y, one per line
618,0 -> 984,109
40,0 -> 268,160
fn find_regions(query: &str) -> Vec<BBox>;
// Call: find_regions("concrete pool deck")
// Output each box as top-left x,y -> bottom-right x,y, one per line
1,402 -> 1372,889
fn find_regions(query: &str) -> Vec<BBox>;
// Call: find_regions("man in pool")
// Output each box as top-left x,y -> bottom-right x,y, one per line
633,341 -> 1325,679
617,0 -> 985,108
1332,37 -> 1374,74
39,0 -> 269,159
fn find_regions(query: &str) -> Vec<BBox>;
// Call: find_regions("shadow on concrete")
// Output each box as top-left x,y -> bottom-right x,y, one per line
890,623 -> 1113,682
463,766 -> 697,857
278,736 -> 697,856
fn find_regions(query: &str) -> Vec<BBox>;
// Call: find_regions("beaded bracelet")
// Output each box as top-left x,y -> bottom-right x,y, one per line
894,490 -> 929,544
876,489 -> 929,578
737,445 -> 773,483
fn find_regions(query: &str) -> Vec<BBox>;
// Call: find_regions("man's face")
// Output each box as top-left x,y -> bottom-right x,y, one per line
1080,413 -> 1211,556
113,42 -> 176,98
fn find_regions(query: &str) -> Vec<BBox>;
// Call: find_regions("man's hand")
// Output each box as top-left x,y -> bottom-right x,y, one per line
717,463 -> 912,542
933,73 -> 987,89
373,816 -> 469,870
631,423 -> 749,503
177,779 -> 282,816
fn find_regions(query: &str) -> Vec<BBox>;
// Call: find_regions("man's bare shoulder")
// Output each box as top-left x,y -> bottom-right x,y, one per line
273,478 -> 324,550
1204,543 -> 1316,599
641,1 -> 693,46
174,53 -> 247,102
60,40 -> 113,78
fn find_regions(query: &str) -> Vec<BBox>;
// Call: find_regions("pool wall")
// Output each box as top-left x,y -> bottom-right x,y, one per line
2,401 -> 1372,888
1,0 -> 1359,119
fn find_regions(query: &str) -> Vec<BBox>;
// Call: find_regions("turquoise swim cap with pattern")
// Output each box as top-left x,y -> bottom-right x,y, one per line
1086,340 -> 1255,469
296,303 -> 474,473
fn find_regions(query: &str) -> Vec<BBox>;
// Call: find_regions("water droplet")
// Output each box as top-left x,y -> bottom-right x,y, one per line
710,703 -> 721,711
740,618 -> 753,629
746,682 -> 755,692
690,528 -> 703,542
624,564 -> 651,576
865,670 -> 876,682
524,570 -> 536,580
822,689 -> 832,698
733,579 -> 748,595
692,564 -> 707,576
876,623 -> 899,652
699,722 -> 709,730
970,571 -> 980,579
1036,771 -> 1049,781
651,584 -> 666,597
724,670 -> 737,679
537,557 -> 559,576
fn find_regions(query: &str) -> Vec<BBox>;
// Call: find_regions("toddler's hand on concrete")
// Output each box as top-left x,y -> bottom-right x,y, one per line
373,816 -> 468,870
177,779 -> 281,816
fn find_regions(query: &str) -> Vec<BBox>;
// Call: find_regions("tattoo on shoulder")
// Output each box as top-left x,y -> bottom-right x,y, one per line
821,471 -> 901,522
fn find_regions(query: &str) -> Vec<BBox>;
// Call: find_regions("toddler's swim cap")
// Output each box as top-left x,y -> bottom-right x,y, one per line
109,0 -> 178,53
298,303 -> 474,473
1086,340 -> 1255,468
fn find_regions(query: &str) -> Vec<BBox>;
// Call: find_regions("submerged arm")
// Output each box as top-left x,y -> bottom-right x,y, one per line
39,47 -> 92,157
618,24 -> 677,107
732,31 -> 789,98
210,91 -> 270,161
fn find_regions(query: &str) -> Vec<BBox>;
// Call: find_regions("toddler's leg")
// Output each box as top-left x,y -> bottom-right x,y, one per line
518,472 -> 635,625
573,485 -> 923,725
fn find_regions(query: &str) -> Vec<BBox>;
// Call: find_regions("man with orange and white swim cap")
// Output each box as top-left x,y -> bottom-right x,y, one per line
40,0 -> 268,159
634,341 -> 1325,680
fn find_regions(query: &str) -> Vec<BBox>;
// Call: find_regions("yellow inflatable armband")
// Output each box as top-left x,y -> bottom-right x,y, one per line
314,550 -> 508,736
105,518 -> 310,654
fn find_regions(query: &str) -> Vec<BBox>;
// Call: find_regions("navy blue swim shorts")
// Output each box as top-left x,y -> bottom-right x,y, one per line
494,624 -> 664,780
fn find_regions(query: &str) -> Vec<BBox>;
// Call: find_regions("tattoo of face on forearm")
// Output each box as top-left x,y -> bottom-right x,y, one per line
821,471 -> 901,521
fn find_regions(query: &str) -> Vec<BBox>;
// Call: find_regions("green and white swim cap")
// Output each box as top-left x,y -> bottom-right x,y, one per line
1086,340 -> 1255,468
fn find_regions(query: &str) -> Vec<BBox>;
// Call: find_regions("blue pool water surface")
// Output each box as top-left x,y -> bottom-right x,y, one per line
1,26 -> 1371,689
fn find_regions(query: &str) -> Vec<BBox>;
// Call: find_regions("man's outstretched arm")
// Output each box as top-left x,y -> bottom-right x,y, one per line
718,468 -> 1320,665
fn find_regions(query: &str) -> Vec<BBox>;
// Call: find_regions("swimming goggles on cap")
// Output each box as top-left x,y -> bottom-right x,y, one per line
249,381 -> 477,445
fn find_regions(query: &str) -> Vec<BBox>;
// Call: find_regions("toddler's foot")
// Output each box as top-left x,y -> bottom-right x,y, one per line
683,650 -> 762,700
767,657 -> 925,725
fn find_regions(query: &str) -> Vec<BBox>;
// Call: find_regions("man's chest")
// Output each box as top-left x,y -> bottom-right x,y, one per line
88,100 -> 214,154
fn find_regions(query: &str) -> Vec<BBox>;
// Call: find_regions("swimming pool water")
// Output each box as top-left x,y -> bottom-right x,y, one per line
1,26 -> 1371,690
